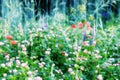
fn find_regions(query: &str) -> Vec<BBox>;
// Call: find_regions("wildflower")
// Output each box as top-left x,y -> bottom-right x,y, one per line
80,66 -> 84,71
78,22 -> 83,28
21,45 -> 26,51
2,78 -> 6,80
94,54 -> 102,59
0,42 -> 4,46
45,50 -> 50,55
28,77 -> 33,80
82,41 -> 89,46
71,24 -> 76,29
21,62 -> 29,68
94,50 -> 100,54
68,68 -> 75,75
27,71 -> 32,76
13,69 -> 17,73
11,40 -> 17,45
97,74 -> 103,80
83,49 -> 88,54
35,76 -> 42,80
92,41 -> 96,45
39,62 -> 45,68
6,35 -> 13,40
1,63 -> 5,67
95,70 -> 98,74
5,54 -> 10,61
6,62 -> 12,67
16,60 -> 21,66
3,73 -> 7,77
68,68 -> 73,72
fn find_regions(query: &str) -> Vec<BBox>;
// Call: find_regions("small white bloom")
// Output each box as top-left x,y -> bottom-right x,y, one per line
3,73 -> 7,77
6,62 -> 12,67
96,65 -> 100,68
27,71 -> 32,76
35,76 -> 42,80
16,60 -> 21,66
28,77 -> 33,80
97,74 -> 103,80
39,63 -> 44,68
2,78 -> 6,80
80,66 -> 84,71
0,42 -> 4,46
13,69 -> 17,73
65,53 -> 68,57
95,70 -> 98,74
94,50 -> 99,54
1,63 -> 5,67
68,68 -> 73,73
83,49 -> 88,54
45,51 -> 50,55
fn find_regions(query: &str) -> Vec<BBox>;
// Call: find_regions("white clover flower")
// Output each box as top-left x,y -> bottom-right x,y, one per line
35,76 -> 42,80
16,60 -> 21,66
80,66 -> 84,71
3,73 -> 7,77
45,51 -> 50,55
0,42 -> 4,46
68,45 -> 72,49
39,63 -> 44,68
5,54 -> 10,61
70,71 -> 75,75
66,37 -> 70,42
73,51 -> 77,55
96,65 -> 100,68
94,50 -> 100,54
83,49 -> 88,54
80,78 -> 83,80
6,62 -> 12,67
21,62 -> 29,69
68,68 -> 73,73
97,74 -> 103,80
92,41 -> 96,45
95,70 -> 98,74
13,69 -> 17,73
65,53 -> 68,57
47,48 -> 51,51
94,54 -> 102,59
27,71 -> 32,76
74,46 -> 78,51
1,63 -> 5,67
9,70 -> 12,73
28,77 -> 33,80
78,46 -> 81,52
2,78 -> 6,80
41,62 -> 45,65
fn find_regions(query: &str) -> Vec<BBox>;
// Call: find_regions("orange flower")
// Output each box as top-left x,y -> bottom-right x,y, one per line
11,40 -> 17,45
78,22 -> 83,28
6,35 -> 13,40
71,24 -> 76,29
